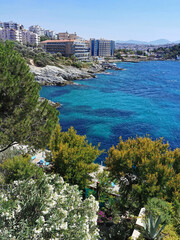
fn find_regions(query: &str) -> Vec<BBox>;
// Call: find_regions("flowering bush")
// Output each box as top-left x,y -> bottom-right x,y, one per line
98,211 -> 113,224
0,174 -> 99,239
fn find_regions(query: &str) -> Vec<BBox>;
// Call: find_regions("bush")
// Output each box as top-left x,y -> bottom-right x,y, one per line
0,155 -> 43,183
49,125 -> 103,189
0,174 -> 99,239
162,224 -> 180,240
145,198 -> 173,224
72,61 -> 83,68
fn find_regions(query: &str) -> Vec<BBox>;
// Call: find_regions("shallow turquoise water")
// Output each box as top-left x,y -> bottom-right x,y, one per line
40,61 -> 180,163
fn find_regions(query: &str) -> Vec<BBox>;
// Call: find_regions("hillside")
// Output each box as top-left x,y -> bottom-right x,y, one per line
154,43 -> 180,59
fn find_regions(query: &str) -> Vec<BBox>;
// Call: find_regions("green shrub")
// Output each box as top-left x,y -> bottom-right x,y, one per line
72,61 -> 82,68
145,198 -> 173,224
0,155 -> 43,183
162,224 -> 180,240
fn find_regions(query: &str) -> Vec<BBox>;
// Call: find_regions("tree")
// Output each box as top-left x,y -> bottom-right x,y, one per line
0,41 -> 59,152
0,174 -> 99,240
105,136 -> 179,209
49,124 -> 103,189
0,155 -> 43,183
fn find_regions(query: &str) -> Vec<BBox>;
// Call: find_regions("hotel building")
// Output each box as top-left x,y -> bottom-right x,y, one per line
40,39 -> 89,61
90,39 -> 115,57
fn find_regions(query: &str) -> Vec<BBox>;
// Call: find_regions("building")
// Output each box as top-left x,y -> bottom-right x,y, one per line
90,39 -> 115,57
57,31 -> 78,40
0,21 -> 24,30
22,30 -> 40,46
0,27 -> 39,45
44,30 -> 56,39
29,25 -> 45,36
40,39 -> 89,61
73,40 -> 90,61
0,28 -> 22,43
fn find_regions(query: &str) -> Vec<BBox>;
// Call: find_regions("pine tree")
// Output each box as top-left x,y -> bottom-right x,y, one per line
0,41 -> 59,152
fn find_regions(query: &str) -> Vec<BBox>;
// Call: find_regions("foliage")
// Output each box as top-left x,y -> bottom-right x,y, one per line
139,213 -> 166,240
153,44 -> 180,59
40,36 -> 55,42
115,52 -> 123,59
49,124 -> 103,189
136,50 -> 144,55
0,174 -> 99,240
99,217 -> 135,240
162,224 -> 180,240
94,170 -> 117,213
145,198 -> 173,224
0,155 -> 43,183
0,41 -> 59,152
72,61 -> 83,68
171,200 -> 180,236
0,147 -> 20,163
105,136 -> 180,211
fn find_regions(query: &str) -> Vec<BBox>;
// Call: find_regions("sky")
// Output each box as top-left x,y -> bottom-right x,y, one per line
0,0 -> 180,41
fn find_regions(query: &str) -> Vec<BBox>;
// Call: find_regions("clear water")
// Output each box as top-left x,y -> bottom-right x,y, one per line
40,61 -> 180,163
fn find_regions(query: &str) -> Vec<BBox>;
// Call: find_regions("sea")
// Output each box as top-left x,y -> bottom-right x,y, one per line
40,61 -> 180,164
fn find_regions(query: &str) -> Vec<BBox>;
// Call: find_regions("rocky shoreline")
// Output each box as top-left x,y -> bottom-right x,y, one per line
29,63 -> 123,86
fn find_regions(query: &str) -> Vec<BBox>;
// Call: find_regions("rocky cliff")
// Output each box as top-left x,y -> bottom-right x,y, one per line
29,65 -> 100,86
29,63 -> 123,86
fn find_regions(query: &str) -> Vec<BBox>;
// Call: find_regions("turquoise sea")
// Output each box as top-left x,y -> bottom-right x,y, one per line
40,61 -> 180,163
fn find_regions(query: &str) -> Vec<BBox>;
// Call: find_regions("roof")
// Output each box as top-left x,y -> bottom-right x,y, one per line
40,39 -> 76,43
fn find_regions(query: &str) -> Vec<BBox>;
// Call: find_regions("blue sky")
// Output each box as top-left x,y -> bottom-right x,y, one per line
0,0 -> 180,41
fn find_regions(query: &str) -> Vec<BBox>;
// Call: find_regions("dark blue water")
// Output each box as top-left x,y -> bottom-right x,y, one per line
40,61 -> 180,163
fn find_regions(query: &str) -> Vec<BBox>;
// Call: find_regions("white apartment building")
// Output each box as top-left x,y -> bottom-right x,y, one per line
0,28 -> 39,45
44,30 -> 56,39
0,21 -> 24,30
22,30 -> 40,45
0,28 -> 22,43
29,25 -> 45,36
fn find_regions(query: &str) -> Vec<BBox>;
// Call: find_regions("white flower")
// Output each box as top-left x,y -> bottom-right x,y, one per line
60,222 -> 67,230
34,228 -> 43,234
16,205 -> 21,213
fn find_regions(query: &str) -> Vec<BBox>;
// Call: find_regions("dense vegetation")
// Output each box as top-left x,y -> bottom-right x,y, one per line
153,44 -> 180,59
0,174 -> 99,240
0,41 -> 58,153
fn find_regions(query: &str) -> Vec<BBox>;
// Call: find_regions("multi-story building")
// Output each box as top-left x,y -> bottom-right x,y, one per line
0,28 -> 22,43
90,39 -> 115,57
29,25 -> 45,36
57,31 -> 78,40
0,27 -> 39,45
44,30 -> 56,39
40,39 -> 89,61
0,21 -> 24,30
22,30 -> 40,46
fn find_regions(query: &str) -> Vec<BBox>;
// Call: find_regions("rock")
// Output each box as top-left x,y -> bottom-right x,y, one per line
39,97 -> 61,108
29,65 -> 96,86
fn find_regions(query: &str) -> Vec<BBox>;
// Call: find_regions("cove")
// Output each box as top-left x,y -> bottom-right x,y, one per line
40,61 -> 180,164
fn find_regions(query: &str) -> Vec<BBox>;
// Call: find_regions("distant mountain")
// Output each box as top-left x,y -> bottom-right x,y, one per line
116,39 -> 178,46
148,39 -> 171,45
116,40 -> 147,45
